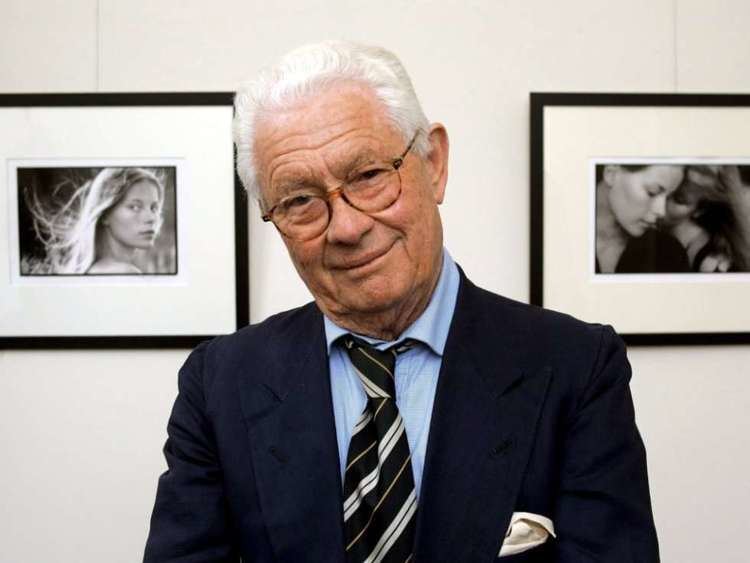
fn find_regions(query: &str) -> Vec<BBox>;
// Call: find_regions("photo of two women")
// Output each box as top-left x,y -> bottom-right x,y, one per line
595,163 -> 750,274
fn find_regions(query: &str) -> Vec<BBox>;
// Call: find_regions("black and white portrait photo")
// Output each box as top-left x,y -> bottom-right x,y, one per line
594,162 -> 750,274
16,166 -> 178,276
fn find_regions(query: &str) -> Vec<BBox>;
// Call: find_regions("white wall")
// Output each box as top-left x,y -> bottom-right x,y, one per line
1,1 -> 749,561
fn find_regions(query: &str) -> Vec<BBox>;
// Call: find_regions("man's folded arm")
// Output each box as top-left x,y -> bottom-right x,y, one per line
552,325 -> 659,563
143,342 -> 239,563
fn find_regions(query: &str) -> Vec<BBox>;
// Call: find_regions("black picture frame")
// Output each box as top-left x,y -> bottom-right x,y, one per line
0,92 -> 248,349
530,92 -> 750,346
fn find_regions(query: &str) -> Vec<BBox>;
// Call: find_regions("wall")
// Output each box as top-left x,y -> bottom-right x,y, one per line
1,1 -> 749,561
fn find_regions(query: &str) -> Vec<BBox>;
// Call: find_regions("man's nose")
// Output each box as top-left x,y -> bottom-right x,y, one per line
325,196 -> 374,244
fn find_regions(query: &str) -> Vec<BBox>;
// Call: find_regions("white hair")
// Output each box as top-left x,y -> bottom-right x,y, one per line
233,40 -> 431,199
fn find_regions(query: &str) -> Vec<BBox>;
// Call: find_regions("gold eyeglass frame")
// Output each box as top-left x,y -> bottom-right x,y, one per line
261,131 -> 419,239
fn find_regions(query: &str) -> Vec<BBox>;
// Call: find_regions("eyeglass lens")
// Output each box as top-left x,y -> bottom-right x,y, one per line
275,166 -> 402,240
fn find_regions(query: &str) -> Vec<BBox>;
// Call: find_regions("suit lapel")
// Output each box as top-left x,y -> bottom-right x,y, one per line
415,275 -> 552,563
238,304 -> 345,562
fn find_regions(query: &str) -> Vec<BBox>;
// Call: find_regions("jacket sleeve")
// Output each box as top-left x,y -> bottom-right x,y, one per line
143,341 -> 239,563
553,325 -> 659,563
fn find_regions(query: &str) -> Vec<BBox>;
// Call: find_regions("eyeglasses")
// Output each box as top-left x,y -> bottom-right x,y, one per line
261,132 -> 419,241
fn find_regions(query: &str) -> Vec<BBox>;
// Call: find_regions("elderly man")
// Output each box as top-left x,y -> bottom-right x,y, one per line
144,41 -> 658,563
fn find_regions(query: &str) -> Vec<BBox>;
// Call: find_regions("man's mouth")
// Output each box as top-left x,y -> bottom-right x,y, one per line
330,241 -> 395,270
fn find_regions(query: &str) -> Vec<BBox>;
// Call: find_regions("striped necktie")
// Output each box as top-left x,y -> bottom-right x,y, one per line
341,334 -> 418,563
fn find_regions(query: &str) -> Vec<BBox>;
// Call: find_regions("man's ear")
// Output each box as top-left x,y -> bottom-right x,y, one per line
424,123 -> 449,204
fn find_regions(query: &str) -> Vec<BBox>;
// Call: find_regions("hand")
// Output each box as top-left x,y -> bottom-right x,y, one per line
696,231 -> 733,272
698,252 -> 732,272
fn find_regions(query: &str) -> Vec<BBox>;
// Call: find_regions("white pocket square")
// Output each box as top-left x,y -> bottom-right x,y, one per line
498,512 -> 556,557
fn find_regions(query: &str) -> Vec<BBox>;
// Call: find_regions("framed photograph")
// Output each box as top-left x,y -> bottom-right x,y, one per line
0,93 -> 248,349
530,93 -> 750,345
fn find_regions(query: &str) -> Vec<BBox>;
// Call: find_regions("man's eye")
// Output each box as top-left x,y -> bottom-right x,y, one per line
282,195 -> 314,211
355,168 -> 386,182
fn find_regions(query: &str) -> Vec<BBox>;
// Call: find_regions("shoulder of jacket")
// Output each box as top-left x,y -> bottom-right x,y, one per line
461,276 -> 615,369
179,301 -> 320,388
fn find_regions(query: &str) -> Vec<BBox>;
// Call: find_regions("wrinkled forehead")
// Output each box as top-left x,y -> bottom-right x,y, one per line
253,83 -> 402,192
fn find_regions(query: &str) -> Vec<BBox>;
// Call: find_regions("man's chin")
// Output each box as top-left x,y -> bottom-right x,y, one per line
318,281 -> 409,320
329,293 -> 401,317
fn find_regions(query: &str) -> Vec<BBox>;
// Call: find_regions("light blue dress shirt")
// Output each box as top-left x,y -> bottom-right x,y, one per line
323,250 -> 460,496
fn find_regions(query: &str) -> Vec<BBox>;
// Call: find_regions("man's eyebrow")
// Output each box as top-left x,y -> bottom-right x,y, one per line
273,177 -> 318,194
348,152 -> 379,167
333,151 -> 380,177
272,150 -> 384,191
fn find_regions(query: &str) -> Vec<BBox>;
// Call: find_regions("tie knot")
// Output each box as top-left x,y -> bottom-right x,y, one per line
341,335 -> 415,400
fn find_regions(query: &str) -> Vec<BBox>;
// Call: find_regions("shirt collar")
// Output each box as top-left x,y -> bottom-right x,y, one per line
324,249 -> 460,356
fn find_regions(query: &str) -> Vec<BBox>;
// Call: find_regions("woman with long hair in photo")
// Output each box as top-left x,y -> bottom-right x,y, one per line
23,167 -> 164,274
596,163 -> 687,273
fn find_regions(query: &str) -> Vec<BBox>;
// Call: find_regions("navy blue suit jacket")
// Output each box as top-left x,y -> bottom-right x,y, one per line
144,272 -> 659,562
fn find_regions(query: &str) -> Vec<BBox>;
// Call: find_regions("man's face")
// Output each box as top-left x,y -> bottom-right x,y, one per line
253,82 -> 447,325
